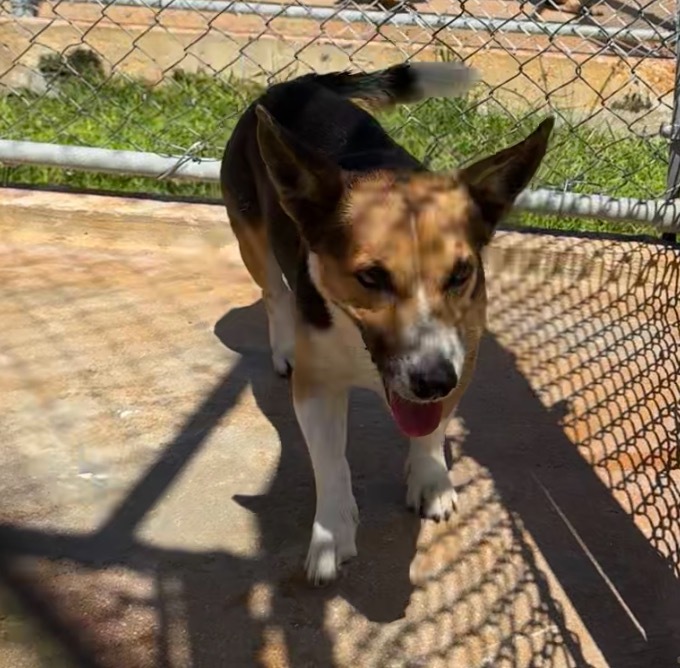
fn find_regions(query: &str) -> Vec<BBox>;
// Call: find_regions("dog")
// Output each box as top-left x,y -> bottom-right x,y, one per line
221,61 -> 554,585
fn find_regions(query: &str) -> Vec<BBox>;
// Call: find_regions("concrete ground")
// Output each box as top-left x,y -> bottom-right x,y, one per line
0,187 -> 679,667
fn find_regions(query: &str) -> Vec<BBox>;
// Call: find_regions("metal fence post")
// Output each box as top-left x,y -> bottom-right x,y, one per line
663,1 -> 680,241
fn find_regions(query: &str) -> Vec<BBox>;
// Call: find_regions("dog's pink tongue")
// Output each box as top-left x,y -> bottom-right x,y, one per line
389,392 -> 443,437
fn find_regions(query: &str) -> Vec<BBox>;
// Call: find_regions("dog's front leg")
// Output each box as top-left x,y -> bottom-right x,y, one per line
406,420 -> 457,521
293,380 -> 358,585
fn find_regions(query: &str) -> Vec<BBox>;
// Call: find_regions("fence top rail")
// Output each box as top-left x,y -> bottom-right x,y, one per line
60,0 -> 676,45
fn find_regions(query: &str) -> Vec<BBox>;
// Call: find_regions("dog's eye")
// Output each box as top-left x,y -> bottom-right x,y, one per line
355,264 -> 394,293
444,262 -> 473,291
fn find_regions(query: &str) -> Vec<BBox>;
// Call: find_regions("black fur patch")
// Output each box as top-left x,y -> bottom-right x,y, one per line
296,258 -> 333,330
294,63 -> 417,106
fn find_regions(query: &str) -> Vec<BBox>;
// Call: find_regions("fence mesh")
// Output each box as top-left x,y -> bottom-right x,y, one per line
1,3 -> 680,665
1,207 -> 679,666
0,0 -> 677,219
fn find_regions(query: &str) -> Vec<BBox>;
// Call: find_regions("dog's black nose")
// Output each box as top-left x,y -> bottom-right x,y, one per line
408,355 -> 458,401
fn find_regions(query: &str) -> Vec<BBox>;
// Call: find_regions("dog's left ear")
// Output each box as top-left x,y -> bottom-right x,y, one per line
461,117 -> 555,246
255,105 -> 344,251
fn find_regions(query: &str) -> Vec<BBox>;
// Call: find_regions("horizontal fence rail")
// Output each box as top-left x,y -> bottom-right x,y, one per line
57,0 -> 677,44
2,138 -> 680,228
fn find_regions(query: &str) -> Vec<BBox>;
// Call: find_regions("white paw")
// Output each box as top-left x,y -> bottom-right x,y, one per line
406,455 -> 457,522
305,507 -> 358,586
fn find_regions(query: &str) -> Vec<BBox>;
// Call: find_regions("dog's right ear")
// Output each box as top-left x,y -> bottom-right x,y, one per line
255,105 -> 344,250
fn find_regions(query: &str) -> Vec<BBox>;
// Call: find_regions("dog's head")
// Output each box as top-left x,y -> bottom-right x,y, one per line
256,106 -> 553,436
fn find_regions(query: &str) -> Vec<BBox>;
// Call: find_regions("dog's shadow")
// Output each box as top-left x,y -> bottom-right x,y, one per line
214,300 -> 420,626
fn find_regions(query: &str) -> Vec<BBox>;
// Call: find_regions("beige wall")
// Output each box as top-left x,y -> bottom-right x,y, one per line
0,11 -> 674,122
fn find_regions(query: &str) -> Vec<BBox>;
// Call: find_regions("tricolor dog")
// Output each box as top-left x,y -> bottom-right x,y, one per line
221,61 -> 554,584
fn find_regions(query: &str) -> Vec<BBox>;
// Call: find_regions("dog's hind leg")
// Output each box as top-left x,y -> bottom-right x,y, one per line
262,250 -> 295,376
228,214 -> 295,376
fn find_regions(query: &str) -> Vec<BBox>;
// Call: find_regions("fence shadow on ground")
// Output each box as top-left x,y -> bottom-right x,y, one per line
0,231 -> 679,667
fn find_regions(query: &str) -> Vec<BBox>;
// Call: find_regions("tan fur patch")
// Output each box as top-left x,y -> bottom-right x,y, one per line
231,218 -> 270,290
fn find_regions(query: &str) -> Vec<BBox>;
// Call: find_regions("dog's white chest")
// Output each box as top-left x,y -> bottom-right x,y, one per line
307,304 -> 383,394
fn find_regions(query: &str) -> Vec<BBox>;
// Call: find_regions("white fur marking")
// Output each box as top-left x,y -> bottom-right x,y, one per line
265,290 -> 295,375
416,285 -> 430,319
409,213 -> 432,321
264,251 -> 295,375
400,213 -> 467,396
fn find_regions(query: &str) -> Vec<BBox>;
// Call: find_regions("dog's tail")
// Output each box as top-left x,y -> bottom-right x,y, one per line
304,61 -> 478,109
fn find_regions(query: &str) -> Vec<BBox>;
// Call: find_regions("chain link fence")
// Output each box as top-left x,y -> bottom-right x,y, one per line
2,2 -> 680,666
0,0 -> 679,227
1,206 -> 679,666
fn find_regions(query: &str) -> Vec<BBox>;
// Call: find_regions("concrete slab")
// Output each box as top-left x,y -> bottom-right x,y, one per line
0,188 -> 678,667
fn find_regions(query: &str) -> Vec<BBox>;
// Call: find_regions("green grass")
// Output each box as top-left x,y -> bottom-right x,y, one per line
0,70 -> 669,236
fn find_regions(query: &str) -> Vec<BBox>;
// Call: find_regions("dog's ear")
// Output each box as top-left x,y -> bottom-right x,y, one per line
256,105 -> 344,250
460,117 -> 554,246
